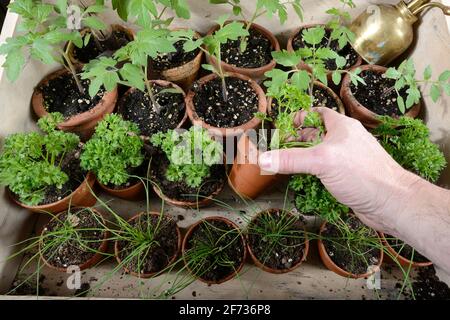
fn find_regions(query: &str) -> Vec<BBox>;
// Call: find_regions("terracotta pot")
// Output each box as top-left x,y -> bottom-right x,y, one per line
206,21 -> 279,82
66,25 -> 135,65
287,24 -> 363,79
32,68 -> 118,141
155,28 -> 204,91
98,180 -> 144,201
246,210 -> 309,274
317,221 -> 384,279
114,212 -> 182,278
340,64 -> 421,128
379,232 -> 432,268
186,72 -> 267,138
39,208 -> 109,272
267,81 -> 346,118
117,80 -> 188,131
9,172 -> 97,214
182,216 -> 247,284
228,131 -> 279,199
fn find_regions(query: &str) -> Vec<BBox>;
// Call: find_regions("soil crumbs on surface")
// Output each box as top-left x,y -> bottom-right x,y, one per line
221,27 -> 273,68
193,77 -> 258,128
248,210 -> 306,270
120,84 -> 185,136
293,28 -> 359,70
401,266 -> 450,300
41,208 -> 106,269
117,214 -> 179,275
185,219 -> 245,282
152,40 -> 200,70
322,216 -> 381,275
350,70 -> 410,116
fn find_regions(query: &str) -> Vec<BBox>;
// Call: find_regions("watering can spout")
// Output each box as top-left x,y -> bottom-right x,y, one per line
348,0 -> 450,66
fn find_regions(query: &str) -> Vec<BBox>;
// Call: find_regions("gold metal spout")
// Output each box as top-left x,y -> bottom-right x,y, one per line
411,2 -> 450,15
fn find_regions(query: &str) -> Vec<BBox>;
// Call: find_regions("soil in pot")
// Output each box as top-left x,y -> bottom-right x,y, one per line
116,214 -> 179,275
219,27 -> 273,69
73,29 -> 132,64
119,84 -> 185,136
292,28 -> 359,70
322,216 -> 382,275
349,70 -> 410,116
151,152 -> 225,203
192,77 -> 259,128
385,235 -> 430,263
39,72 -> 106,118
41,208 -> 107,269
247,210 -> 307,271
11,147 -> 87,206
152,40 -> 200,71
184,219 -> 245,283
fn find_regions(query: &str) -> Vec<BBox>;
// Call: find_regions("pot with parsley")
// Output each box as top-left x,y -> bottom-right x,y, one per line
0,113 -> 96,213
150,126 -> 226,208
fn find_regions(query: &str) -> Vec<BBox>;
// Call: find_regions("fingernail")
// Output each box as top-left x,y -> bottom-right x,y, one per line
259,153 -> 271,169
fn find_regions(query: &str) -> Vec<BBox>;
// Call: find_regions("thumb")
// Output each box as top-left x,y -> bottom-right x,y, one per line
258,147 -> 323,175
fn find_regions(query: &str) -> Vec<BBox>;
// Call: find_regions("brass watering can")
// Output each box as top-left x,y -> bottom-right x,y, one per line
349,0 -> 450,65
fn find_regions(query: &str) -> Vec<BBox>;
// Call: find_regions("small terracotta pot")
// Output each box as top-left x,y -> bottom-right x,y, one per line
182,216 -> 247,284
155,28 -> 204,91
114,212 -> 182,278
186,72 -> 267,138
9,172 -> 97,214
318,221 -> 384,279
246,210 -> 309,274
117,80 -> 188,131
39,208 -> 109,272
98,180 -> 144,201
267,81 -> 346,118
379,232 -> 432,268
340,65 -> 421,128
206,21 -> 280,82
66,25 -> 135,65
32,68 -> 118,141
287,24 -> 363,79
228,131 -> 279,199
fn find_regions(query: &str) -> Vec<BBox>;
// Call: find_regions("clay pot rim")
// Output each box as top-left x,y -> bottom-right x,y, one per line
39,207 -> 109,272
185,72 -> 267,137
8,171 -> 96,212
117,79 -> 188,133
287,23 -> 363,73
379,232 -> 432,268
66,24 -> 136,66
246,209 -> 309,274
182,216 -> 247,285
340,64 -> 421,128
267,80 -> 346,118
114,211 -> 182,279
317,220 -> 384,279
97,177 -> 144,194
206,20 -> 280,74
31,68 -> 119,128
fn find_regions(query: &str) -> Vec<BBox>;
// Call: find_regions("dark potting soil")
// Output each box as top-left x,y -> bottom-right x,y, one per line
269,85 -> 339,119
192,77 -> 258,128
117,214 -> 179,275
73,30 -> 132,63
409,267 -> 450,300
292,28 -> 359,70
152,40 -> 200,70
220,27 -> 273,68
41,208 -> 106,268
151,152 -> 225,202
247,210 -> 306,270
185,219 -> 245,282
385,235 -> 430,263
322,216 -> 381,275
350,70 -> 410,116
119,84 -> 185,136
40,73 -> 105,118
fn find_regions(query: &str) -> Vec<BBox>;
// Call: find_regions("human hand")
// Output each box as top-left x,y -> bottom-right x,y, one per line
258,107 -> 423,234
